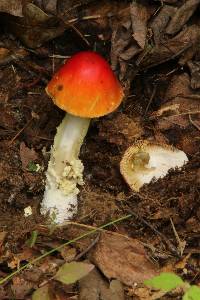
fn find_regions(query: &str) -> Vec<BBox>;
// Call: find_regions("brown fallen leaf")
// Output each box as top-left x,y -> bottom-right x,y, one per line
152,73 -> 200,130
82,1 -> 128,36
0,231 -> 7,254
3,3 -> 65,48
0,48 -> 11,63
8,247 -> 38,269
139,25 -> 200,69
0,287 -> 8,300
111,13 -> 133,70
152,73 -> 200,154
60,246 -> 77,262
0,0 -> 24,17
187,60 -> 200,90
79,266 -> 124,300
32,284 -> 53,300
110,4 -> 142,81
178,45 -> 199,66
130,2 -> 150,49
186,216 -> 200,233
150,5 -> 176,45
165,73 -> 192,100
130,286 -> 166,300
44,0 -> 58,14
11,276 -> 35,299
20,142 -> 38,170
90,232 -> 158,286
166,0 -> 200,35
0,47 -> 28,66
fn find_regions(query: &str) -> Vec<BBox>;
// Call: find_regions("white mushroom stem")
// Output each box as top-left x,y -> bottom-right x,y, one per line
41,114 -> 90,223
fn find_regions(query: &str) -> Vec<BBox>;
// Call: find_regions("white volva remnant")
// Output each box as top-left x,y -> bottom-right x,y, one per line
120,141 -> 188,192
24,206 -> 33,217
41,114 -> 90,223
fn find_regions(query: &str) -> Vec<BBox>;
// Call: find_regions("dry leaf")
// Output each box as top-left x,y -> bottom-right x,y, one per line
0,231 -> 7,253
11,276 -> 34,299
175,254 -> 191,270
111,15 -> 133,70
79,266 -> 125,300
131,286 -> 166,300
130,2 -> 150,49
166,0 -> 200,35
3,3 -> 65,48
152,73 -> 200,154
110,5 -> 141,80
165,73 -> 191,100
84,1 -> 128,34
60,246 -> 77,262
152,73 -> 200,130
140,25 -> 200,69
43,0 -> 57,14
32,285 -> 53,300
0,47 -> 28,66
55,262 -> 94,285
0,0 -> 24,17
20,142 -> 38,170
187,61 -> 200,89
0,287 -> 7,300
90,232 -> 158,286
150,5 -> 176,45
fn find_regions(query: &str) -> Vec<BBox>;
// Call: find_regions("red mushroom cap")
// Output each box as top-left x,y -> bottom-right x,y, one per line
46,51 -> 124,118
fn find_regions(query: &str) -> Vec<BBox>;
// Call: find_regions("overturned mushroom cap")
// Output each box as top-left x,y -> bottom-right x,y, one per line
120,141 -> 188,192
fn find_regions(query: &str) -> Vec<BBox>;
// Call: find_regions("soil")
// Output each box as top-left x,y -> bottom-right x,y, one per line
0,1 -> 200,299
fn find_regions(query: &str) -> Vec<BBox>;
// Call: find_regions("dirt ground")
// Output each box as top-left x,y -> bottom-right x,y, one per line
0,0 -> 199,299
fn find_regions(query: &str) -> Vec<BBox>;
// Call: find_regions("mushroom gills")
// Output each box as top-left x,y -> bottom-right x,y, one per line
120,142 -> 188,192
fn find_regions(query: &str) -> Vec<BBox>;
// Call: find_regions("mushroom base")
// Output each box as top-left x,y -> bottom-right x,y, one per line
41,114 -> 90,223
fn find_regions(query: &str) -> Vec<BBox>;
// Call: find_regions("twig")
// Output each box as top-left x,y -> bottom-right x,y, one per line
189,114 -> 200,131
69,23 -> 90,46
170,218 -> 186,256
9,118 -> 33,146
44,221 -> 133,239
48,54 -> 71,59
74,234 -> 100,261
128,209 -> 179,257
176,94 -> 200,100
67,14 -> 102,23
145,84 -> 157,114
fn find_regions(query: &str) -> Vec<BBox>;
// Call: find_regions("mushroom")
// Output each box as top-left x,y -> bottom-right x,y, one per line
120,141 -> 188,192
41,51 -> 124,223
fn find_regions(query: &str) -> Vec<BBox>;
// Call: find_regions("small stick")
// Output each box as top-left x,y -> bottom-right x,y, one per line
145,84 -> 157,114
170,218 -> 186,256
128,209 -> 179,257
73,234 -> 100,261
9,118 -> 33,146
189,114 -> 200,131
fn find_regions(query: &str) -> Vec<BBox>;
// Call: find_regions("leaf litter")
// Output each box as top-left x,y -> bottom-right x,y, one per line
0,0 -> 199,299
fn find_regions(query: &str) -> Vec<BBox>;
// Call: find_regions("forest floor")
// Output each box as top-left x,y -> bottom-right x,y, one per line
0,0 -> 199,299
